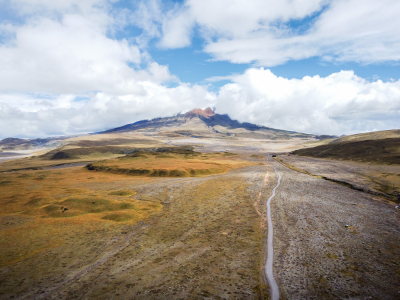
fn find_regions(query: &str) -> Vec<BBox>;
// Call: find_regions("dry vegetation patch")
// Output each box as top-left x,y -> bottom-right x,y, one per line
41,166 -> 268,299
0,167 -> 163,271
294,137 -> 400,165
0,153 -> 266,299
86,148 -> 252,177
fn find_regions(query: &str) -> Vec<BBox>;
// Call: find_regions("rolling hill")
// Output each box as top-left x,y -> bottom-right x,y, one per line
332,129 -> 400,143
294,137 -> 400,164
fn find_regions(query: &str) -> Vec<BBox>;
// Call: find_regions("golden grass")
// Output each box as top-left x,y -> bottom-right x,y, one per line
335,129 -> 400,143
0,152 -> 268,298
87,151 -> 253,177
0,167 -> 162,267
0,152 -> 255,269
303,139 -> 336,147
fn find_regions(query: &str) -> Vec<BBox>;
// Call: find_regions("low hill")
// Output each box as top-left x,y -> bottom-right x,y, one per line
86,146 -> 251,177
333,129 -> 400,143
293,137 -> 400,164
0,137 -> 64,151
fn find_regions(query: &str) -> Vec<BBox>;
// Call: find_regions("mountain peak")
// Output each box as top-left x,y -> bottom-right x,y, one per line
185,107 -> 215,118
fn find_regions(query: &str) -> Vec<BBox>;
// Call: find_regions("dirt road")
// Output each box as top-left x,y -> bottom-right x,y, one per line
265,165 -> 281,300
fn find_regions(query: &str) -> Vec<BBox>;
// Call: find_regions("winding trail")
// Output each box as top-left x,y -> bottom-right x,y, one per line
265,165 -> 281,300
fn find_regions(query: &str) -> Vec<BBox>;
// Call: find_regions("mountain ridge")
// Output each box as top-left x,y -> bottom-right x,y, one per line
101,107 -> 323,140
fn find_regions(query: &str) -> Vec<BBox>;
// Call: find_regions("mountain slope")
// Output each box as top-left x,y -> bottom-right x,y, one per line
293,137 -> 400,165
102,108 -> 316,140
333,129 -> 400,143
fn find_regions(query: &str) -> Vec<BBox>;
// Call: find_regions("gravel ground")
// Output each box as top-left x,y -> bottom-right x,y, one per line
271,162 -> 400,299
278,155 -> 400,201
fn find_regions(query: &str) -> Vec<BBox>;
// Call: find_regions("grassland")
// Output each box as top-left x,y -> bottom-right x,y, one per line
293,137 -> 400,165
0,167 -> 164,268
86,148 -> 252,177
0,136 -> 165,172
1,127 -> 400,299
334,129 -> 400,143
48,167 -> 269,299
0,152 -> 267,299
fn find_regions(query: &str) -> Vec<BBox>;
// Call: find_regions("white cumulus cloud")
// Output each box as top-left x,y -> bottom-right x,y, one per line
216,68 -> 400,135
0,83 -> 216,139
158,0 -> 400,66
1,0 -> 399,139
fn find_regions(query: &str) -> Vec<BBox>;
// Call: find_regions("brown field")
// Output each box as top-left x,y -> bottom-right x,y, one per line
0,167 -> 164,268
293,137 -> 400,165
334,129 -> 400,143
0,153 -> 121,172
86,150 -> 254,177
1,131 -> 400,299
0,153 -> 269,299
0,133 -> 165,172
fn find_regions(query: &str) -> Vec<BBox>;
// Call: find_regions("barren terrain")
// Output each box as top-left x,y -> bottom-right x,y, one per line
1,126 -> 400,299
271,163 -> 400,299
277,155 -> 400,202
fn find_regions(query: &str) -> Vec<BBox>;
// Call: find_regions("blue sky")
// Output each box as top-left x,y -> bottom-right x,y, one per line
111,0 -> 400,85
149,38 -> 400,87
0,0 -> 400,138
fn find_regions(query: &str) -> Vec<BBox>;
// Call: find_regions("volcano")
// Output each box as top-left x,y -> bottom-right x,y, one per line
102,107 -> 318,140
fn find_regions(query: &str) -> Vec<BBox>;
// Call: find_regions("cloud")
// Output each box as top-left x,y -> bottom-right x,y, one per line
3,0 -> 108,15
158,0 -> 400,66
125,0 -> 163,48
157,0 -> 327,50
1,0 -> 399,139
216,68 -> 400,135
0,82 -> 216,139
2,68 -> 399,139
0,12 -> 155,94
0,0 -> 206,139
159,6 -> 193,49
188,0 -> 328,38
